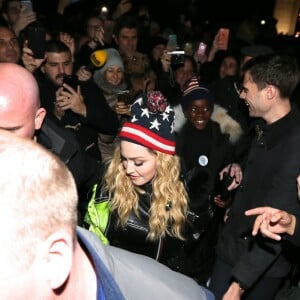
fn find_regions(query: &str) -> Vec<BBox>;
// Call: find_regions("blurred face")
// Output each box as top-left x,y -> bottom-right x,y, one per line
219,56 -> 238,78
152,44 -> 165,61
86,17 -> 103,40
175,60 -> 194,89
185,99 -> 213,130
104,66 -> 124,86
116,0 -> 132,16
0,27 -> 20,63
115,28 -> 138,56
5,1 -> 21,25
240,71 -> 268,119
41,51 -> 73,87
120,141 -> 157,186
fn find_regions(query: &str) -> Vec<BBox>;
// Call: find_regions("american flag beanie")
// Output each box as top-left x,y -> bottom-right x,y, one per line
119,91 -> 176,155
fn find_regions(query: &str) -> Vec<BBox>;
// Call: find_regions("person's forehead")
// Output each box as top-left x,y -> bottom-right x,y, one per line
119,28 -> 137,37
190,99 -> 211,106
87,17 -> 102,26
0,27 -> 16,39
45,51 -> 72,62
7,1 -> 21,9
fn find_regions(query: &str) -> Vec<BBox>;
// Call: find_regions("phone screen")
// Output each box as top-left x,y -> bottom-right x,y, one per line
21,0 -> 33,12
167,34 -> 177,51
218,28 -> 230,50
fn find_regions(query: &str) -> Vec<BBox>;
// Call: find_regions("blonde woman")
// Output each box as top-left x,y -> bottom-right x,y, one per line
85,90 -> 189,265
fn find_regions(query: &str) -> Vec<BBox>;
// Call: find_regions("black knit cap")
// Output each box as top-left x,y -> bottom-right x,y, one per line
181,77 -> 214,112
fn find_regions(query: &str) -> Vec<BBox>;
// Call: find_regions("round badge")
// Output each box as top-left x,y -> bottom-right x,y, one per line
198,155 -> 208,166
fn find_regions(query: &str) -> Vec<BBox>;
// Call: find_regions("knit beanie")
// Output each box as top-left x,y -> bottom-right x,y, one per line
119,91 -> 176,155
181,76 -> 214,112
94,48 -> 124,77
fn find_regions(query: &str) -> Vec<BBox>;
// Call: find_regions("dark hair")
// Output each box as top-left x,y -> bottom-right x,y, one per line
172,55 -> 197,75
113,14 -> 139,37
45,40 -> 71,54
242,54 -> 300,99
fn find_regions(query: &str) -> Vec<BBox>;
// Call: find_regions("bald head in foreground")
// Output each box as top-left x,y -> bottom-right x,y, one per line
0,62 -> 46,138
0,133 -> 214,299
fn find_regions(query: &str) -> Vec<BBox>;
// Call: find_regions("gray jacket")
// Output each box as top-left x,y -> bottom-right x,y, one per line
77,227 -> 215,300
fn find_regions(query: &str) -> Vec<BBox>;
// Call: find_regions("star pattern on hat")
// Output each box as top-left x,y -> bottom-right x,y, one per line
150,118 -> 161,130
131,115 -> 138,123
130,91 -> 175,136
161,111 -> 170,121
141,107 -> 150,118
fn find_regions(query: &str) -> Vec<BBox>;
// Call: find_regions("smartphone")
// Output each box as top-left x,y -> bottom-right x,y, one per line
21,0 -> 33,12
117,90 -> 131,105
27,26 -> 46,59
197,42 -> 207,57
217,172 -> 234,199
103,20 -> 115,45
63,75 -> 79,90
167,34 -> 177,51
218,28 -> 230,51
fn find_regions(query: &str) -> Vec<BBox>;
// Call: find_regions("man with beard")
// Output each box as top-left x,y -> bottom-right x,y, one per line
35,40 -> 119,161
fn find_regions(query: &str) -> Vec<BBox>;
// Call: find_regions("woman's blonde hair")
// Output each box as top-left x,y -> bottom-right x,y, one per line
103,144 -> 188,241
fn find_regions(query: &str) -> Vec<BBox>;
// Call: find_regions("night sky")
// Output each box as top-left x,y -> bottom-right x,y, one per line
147,0 -> 276,30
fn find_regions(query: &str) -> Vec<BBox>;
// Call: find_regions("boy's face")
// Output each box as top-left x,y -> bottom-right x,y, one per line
185,99 -> 213,130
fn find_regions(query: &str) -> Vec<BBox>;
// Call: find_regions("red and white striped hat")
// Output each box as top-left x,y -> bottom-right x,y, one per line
119,91 -> 176,155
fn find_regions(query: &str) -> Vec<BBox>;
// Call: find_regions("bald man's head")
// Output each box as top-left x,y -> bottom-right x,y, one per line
0,63 -> 46,139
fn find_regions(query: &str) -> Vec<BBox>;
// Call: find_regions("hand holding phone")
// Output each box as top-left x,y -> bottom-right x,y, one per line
117,90 -> 131,105
63,75 -> 79,91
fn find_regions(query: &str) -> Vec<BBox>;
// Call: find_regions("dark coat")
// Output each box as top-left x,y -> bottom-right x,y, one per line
216,107 -> 300,289
176,120 -> 234,198
36,73 -> 120,160
175,120 -> 234,283
36,117 -> 101,218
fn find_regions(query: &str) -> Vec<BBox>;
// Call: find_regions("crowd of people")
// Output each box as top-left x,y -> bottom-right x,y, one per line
0,0 -> 300,299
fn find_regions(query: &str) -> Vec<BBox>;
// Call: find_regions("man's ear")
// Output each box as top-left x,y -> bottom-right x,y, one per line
34,107 -> 46,130
40,64 -> 46,74
266,85 -> 276,100
37,230 -> 74,290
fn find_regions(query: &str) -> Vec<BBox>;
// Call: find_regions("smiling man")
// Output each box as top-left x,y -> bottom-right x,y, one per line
209,54 -> 300,299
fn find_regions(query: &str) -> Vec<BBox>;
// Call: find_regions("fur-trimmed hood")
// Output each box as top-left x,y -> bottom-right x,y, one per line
174,104 -> 243,144
211,104 -> 243,144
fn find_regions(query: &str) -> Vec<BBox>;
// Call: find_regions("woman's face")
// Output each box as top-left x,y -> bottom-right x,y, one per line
104,66 -> 124,86
219,56 -> 238,78
120,141 -> 157,186
185,99 -> 213,130
175,60 -> 194,89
